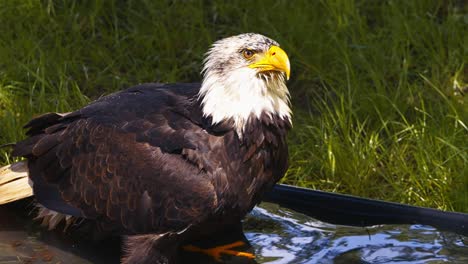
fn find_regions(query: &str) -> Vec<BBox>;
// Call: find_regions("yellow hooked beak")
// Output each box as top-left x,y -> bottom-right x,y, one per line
248,45 -> 290,80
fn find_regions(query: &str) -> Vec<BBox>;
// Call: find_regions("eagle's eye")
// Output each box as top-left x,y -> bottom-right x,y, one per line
242,49 -> 255,59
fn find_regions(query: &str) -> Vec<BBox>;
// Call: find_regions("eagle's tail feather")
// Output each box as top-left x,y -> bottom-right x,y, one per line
0,161 -> 33,205
0,161 -> 76,230
35,205 -> 76,230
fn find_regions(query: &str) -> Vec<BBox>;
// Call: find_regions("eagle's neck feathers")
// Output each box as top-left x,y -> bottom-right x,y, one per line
198,69 -> 291,136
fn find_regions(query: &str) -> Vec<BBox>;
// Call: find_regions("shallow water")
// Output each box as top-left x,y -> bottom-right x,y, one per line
246,203 -> 468,263
0,202 -> 467,263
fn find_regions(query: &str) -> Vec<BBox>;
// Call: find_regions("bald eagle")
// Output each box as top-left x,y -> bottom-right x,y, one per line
0,33 -> 291,263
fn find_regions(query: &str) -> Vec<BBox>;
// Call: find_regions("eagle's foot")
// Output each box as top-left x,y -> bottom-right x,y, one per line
182,241 -> 255,262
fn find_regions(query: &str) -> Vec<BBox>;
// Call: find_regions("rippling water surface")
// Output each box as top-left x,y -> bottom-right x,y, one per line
0,202 -> 467,263
246,203 -> 468,264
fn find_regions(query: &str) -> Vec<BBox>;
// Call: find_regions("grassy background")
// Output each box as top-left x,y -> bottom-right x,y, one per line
0,0 -> 466,212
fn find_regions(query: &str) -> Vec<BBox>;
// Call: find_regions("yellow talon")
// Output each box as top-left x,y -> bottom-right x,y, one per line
183,241 -> 255,262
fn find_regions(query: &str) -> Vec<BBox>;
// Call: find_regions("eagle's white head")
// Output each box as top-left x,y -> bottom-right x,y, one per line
198,33 -> 291,135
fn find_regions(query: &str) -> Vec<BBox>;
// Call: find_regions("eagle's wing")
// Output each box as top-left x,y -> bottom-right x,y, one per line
13,83 -> 218,234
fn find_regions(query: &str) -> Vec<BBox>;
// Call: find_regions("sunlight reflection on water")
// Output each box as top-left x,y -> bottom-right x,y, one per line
245,203 -> 468,264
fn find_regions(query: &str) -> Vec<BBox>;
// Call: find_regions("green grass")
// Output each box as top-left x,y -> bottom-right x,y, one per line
0,0 -> 466,212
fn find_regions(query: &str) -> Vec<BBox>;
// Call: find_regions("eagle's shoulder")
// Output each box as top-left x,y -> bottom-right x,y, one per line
77,83 -> 202,121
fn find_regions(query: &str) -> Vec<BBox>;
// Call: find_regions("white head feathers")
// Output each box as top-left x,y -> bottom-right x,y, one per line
198,33 -> 291,135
